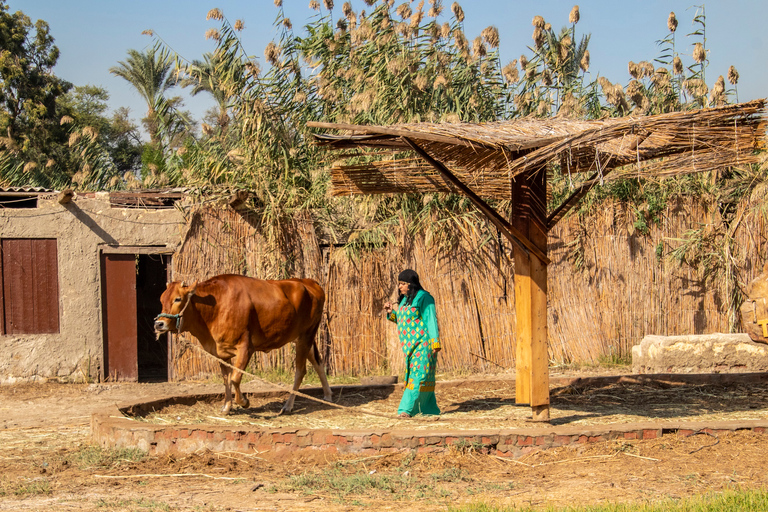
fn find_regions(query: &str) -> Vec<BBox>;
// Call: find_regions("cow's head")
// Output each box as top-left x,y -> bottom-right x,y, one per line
154,281 -> 196,337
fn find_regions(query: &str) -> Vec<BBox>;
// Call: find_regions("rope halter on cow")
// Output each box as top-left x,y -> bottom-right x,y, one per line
155,287 -> 195,331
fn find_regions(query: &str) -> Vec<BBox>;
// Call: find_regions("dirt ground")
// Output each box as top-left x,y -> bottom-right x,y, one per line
2,375 -> 768,511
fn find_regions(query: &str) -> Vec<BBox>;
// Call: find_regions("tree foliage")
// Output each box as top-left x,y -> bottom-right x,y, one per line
0,0 -> 72,187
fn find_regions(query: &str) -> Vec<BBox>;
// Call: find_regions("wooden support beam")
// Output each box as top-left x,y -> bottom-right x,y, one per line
403,137 -> 550,265
512,173 -> 550,422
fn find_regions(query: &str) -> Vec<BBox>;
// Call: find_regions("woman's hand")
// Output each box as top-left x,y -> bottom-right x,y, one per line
383,301 -> 393,314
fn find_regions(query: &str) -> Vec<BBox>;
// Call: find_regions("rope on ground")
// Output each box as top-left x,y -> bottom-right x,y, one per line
685,429 -> 720,454
179,337 -> 409,422
179,337 -> 500,424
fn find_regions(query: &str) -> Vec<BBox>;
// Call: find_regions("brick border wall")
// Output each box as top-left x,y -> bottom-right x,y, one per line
91,373 -> 768,459
91,412 -> 768,459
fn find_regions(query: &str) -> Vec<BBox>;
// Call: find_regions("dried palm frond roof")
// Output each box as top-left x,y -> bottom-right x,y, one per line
308,99 -> 767,202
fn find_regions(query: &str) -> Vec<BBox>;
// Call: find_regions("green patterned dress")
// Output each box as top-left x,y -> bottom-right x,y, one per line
387,289 -> 441,416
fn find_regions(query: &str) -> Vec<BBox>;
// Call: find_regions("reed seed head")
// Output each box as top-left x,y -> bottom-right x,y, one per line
502,60 -> 519,84
415,74 -> 428,91
206,8 -> 224,21
428,4 -> 442,17
532,15 -> 545,29
580,50 -> 590,72
672,56 -> 683,75
397,2 -> 412,19
454,29 -> 467,51
541,69 -> 552,86
245,61 -> 261,77
324,0 -> 334,9
727,65 -> 739,85
410,9 -> 424,28
709,75 -> 725,106
481,26 -> 499,48
310,0 -> 320,10
451,2 -> 464,22
683,77 -> 708,97
265,41 -> 280,65
274,0 -> 282,7
234,19 -> 244,31
82,126 -> 98,140
667,12 -> 677,32
693,42 -> 706,63
205,28 -> 221,41
569,5 -> 580,24
441,22 -> 451,38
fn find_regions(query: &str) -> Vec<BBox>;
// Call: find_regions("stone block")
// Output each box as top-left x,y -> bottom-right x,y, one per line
631,333 -> 768,373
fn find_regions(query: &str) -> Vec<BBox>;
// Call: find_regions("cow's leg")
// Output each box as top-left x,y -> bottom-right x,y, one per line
307,341 -> 333,404
220,360 -> 234,415
230,340 -> 252,409
281,336 -> 312,414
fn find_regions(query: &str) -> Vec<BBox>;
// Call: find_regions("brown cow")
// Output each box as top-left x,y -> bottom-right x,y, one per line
154,274 -> 332,415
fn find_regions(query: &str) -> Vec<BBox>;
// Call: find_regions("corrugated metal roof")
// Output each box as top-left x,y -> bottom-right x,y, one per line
0,186 -> 54,194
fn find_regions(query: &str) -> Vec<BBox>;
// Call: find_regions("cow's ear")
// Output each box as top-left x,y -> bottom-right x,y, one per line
180,281 -> 188,288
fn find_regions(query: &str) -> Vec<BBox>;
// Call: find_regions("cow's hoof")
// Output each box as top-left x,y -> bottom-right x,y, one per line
221,404 -> 232,415
238,397 -> 250,409
278,407 -> 292,416
323,394 -> 333,403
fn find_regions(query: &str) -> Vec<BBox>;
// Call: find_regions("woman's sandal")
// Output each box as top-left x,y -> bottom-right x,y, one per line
398,412 -> 411,418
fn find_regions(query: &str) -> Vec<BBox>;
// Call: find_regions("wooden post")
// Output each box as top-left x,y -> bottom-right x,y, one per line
512,171 -> 550,422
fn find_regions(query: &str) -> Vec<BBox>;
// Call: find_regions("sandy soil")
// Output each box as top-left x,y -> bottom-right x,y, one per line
1,375 -> 768,511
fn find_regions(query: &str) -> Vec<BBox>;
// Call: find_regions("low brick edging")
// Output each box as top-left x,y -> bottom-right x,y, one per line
90,374 -> 768,459
91,413 -> 768,459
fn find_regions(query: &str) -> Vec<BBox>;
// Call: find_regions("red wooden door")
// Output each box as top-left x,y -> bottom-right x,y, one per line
101,254 -> 138,381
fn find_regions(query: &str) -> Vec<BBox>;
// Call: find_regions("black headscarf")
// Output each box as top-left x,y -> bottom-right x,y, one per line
397,269 -> 423,306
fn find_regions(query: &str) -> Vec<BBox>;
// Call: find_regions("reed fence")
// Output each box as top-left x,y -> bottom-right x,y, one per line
166,194 -> 768,380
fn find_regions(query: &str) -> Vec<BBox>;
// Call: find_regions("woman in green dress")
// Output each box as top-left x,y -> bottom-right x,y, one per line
384,269 -> 441,418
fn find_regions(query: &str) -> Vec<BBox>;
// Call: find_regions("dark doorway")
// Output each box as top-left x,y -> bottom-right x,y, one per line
102,252 -> 169,382
136,254 -> 169,382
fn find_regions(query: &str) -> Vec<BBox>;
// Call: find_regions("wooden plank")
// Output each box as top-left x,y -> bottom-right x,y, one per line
529,223 -> 550,411
514,244 -> 532,404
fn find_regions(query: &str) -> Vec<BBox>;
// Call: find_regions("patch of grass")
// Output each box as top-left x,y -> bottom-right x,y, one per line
431,467 -> 472,483
96,497 -> 172,510
273,466 -> 473,502
447,488 -> 768,511
69,445 -> 147,470
0,478 -> 52,497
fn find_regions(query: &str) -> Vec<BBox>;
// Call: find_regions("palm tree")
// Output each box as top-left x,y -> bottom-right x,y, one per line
109,46 -> 177,145
179,52 -> 237,131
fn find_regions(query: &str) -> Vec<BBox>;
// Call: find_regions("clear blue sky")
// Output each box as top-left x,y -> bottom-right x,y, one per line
11,0 -> 768,134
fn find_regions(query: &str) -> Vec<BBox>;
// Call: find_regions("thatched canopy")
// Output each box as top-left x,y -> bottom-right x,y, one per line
309,100 -> 767,208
